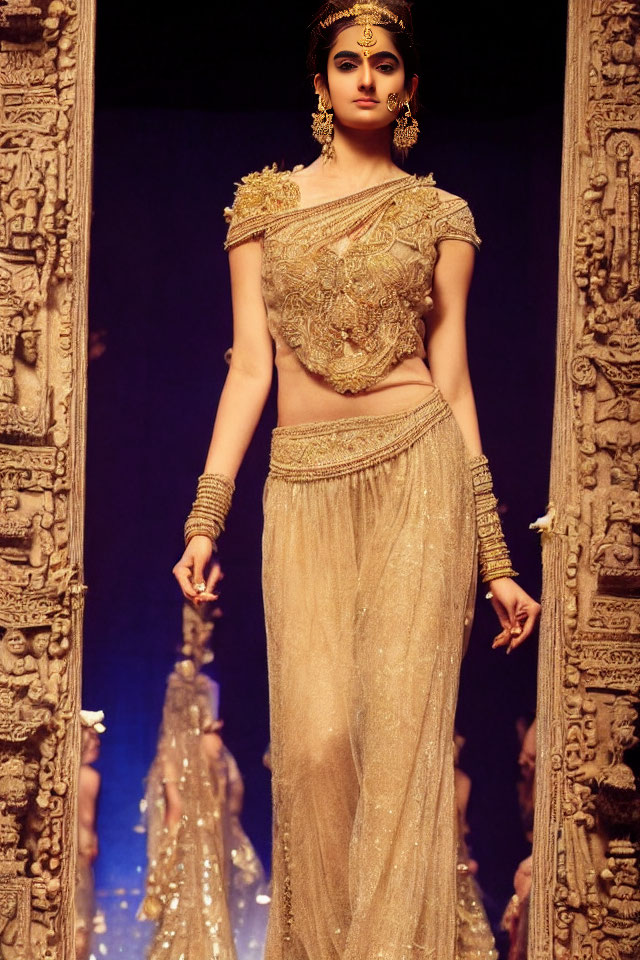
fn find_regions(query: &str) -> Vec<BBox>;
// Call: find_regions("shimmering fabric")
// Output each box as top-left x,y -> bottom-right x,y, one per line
455,840 -> 498,960
224,747 -> 270,958
75,853 -> 94,960
139,671 -> 237,960
262,388 -> 478,960
224,166 -> 480,394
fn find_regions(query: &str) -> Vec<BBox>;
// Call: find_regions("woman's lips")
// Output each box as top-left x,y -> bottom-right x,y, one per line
354,99 -> 378,106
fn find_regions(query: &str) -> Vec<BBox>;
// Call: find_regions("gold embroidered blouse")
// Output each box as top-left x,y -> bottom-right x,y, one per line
224,165 -> 480,395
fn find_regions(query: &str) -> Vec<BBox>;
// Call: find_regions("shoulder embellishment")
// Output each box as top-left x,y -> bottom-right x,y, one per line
436,200 -> 481,250
387,173 -> 439,227
223,164 -> 301,224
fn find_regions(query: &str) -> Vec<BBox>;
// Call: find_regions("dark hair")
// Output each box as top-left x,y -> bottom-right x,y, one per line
307,1 -> 419,108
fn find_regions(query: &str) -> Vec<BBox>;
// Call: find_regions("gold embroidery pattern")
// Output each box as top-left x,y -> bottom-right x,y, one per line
223,164 -> 302,242
282,824 -> 294,943
437,204 -> 482,247
224,167 -> 481,394
269,388 -> 451,481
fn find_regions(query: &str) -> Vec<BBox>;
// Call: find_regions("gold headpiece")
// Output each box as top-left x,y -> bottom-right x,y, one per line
319,3 -> 405,58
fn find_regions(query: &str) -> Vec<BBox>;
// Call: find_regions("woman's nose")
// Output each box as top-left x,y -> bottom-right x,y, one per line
358,62 -> 375,89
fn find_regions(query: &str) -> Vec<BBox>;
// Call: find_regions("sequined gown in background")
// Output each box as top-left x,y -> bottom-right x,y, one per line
225,166 -> 483,960
139,671 -> 237,960
454,762 -> 498,960
224,746 -> 270,959
75,851 -> 95,960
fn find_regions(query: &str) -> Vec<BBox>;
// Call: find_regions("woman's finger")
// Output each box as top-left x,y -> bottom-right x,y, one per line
194,561 -> 221,605
507,604 -> 540,651
173,561 -> 197,599
192,558 -> 204,584
205,561 -> 222,597
190,554 -> 217,605
490,598 -> 511,630
194,592 -> 217,605
492,598 -> 524,648
508,603 -> 541,651
195,579 -> 219,605
491,603 -> 511,647
505,598 -> 519,629
491,597 -> 521,649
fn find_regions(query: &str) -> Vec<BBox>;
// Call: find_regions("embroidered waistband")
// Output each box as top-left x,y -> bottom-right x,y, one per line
268,387 -> 451,481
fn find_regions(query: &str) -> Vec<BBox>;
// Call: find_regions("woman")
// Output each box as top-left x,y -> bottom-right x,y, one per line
453,733 -> 498,960
139,668 -> 237,960
140,602 -> 269,959
75,713 -> 105,960
173,2 -> 541,958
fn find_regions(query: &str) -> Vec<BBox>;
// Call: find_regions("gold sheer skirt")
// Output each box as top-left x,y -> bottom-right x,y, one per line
262,388 -> 478,960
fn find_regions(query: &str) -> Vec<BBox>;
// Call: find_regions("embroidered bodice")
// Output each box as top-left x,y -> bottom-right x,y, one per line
224,165 -> 480,395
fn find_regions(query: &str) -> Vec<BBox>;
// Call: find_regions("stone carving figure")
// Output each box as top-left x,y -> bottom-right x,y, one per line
0,629 -> 54,738
0,321 -> 17,403
0,629 -> 38,685
0,890 -> 19,956
13,319 -> 41,411
601,4 -> 640,89
0,490 -> 29,541
603,695 -> 639,790
593,455 -> 640,579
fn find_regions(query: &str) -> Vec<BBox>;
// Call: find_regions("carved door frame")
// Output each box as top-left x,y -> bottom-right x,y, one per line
532,3 -> 640,959
0,2 -> 95,957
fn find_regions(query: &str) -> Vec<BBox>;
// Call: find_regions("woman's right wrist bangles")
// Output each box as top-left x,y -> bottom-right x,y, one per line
184,473 -> 235,548
469,454 -> 518,584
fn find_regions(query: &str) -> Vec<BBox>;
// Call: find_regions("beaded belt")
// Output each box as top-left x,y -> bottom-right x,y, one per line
269,388 -> 451,482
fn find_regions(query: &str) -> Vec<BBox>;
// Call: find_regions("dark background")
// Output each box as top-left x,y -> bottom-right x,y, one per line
84,0 -> 568,949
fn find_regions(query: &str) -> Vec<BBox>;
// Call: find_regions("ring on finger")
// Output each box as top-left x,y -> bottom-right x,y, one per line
194,581 -> 206,594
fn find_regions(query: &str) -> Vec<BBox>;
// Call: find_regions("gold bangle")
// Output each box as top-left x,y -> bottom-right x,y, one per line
184,473 -> 235,548
469,455 -> 518,584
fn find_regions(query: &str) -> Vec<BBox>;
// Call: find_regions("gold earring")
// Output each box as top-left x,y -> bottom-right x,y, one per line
393,100 -> 419,152
311,94 -> 335,160
386,92 -> 399,112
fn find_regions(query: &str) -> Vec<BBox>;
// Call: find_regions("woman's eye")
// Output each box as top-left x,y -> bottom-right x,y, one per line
377,63 -> 395,73
337,61 -> 357,71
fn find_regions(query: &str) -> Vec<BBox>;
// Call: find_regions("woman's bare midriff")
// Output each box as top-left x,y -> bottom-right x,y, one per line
275,346 -> 437,427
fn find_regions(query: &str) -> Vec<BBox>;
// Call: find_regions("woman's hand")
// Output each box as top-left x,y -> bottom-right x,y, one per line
487,577 -> 541,654
172,535 -> 223,604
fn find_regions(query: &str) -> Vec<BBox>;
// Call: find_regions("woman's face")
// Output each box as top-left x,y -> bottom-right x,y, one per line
317,24 -> 416,133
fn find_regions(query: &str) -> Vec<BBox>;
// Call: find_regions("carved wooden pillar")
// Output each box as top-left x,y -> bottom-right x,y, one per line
0,1 -> 94,956
532,2 -> 640,958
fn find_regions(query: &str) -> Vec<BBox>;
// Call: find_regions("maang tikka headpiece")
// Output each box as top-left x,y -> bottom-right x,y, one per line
319,3 -> 405,58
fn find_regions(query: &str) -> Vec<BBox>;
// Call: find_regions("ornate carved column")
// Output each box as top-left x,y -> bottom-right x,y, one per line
0,1 -> 94,956
532,2 -> 640,958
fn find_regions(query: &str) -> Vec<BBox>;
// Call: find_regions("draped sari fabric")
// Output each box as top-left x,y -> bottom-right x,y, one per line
262,391 -> 478,960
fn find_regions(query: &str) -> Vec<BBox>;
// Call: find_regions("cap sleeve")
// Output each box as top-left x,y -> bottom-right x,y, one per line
223,164 -> 300,251
435,199 -> 481,251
